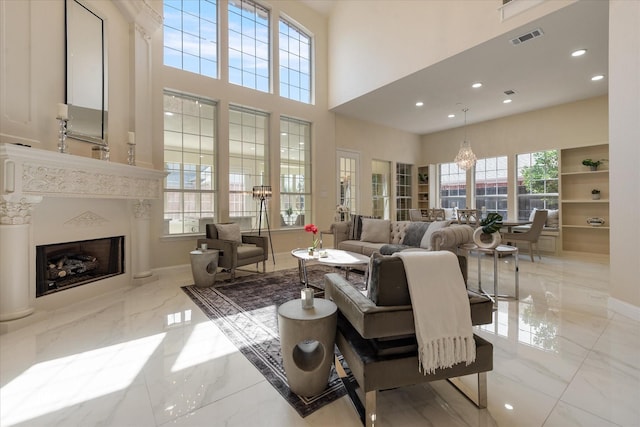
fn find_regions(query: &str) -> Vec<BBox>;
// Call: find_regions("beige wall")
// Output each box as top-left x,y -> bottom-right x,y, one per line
421,96 -> 609,164
335,114 -> 421,216
327,0 -> 574,108
609,0 -> 640,310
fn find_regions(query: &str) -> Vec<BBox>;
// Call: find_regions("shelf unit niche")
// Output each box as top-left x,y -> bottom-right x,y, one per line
560,144 -> 609,254
417,165 -> 429,210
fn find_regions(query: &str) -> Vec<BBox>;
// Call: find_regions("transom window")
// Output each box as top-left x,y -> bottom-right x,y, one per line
228,0 -> 270,92
280,117 -> 311,227
516,150 -> 559,220
163,91 -> 217,235
163,0 -> 218,78
475,156 -> 508,219
279,18 -> 311,103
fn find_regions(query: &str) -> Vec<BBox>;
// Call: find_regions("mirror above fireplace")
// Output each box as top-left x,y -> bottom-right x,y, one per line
65,0 -> 108,146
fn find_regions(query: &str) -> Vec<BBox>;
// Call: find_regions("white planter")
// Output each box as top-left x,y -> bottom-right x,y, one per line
473,227 -> 502,249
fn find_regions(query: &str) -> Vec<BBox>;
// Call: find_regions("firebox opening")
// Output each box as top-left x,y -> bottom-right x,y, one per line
36,236 -> 125,297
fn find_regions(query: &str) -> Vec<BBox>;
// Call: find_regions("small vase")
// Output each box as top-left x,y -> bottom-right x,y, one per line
308,247 -> 314,256
592,194 -> 601,200
301,287 -> 314,309
590,165 -> 598,171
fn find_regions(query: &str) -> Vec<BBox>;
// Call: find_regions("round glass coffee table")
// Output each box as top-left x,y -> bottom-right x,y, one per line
291,248 -> 369,288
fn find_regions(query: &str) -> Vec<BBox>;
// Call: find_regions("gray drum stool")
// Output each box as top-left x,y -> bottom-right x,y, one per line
190,249 -> 219,288
278,298 -> 337,396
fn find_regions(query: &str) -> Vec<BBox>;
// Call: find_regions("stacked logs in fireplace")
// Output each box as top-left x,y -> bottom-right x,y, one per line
47,253 -> 99,280
36,236 -> 125,297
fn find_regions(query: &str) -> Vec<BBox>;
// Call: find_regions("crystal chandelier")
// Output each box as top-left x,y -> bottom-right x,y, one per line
454,107 -> 477,170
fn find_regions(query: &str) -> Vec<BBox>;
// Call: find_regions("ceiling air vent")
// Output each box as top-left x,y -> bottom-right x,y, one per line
510,28 -> 544,46
504,89 -> 516,95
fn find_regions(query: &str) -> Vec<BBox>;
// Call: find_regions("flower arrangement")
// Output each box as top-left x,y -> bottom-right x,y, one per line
304,223 -> 319,251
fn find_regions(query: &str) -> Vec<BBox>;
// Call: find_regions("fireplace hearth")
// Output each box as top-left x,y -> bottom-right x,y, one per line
36,236 -> 125,297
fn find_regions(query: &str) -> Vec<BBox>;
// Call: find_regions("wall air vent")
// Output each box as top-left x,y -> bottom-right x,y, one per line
510,28 -> 544,45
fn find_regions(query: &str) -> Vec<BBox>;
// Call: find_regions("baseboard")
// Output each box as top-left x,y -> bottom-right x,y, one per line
608,297 -> 640,321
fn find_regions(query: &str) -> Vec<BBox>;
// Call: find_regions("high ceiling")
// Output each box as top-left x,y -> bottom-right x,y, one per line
323,1 -> 609,135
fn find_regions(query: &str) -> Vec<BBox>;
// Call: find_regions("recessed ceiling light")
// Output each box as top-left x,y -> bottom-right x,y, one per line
448,114 -> 455,118
472,82 -> 483,89
571,49 -> 587,57
415,101 -> 424,107
281,132 -> 287,136
164,112 -> 174,116
505,403 -> 514,410
503,99 -> 512,104
591,74 -> 605,81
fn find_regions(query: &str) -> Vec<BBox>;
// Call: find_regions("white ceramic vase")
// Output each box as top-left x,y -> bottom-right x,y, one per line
473,227 -> 502,249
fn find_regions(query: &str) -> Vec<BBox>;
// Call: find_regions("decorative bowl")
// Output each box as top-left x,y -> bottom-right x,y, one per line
586,217 -> 605,227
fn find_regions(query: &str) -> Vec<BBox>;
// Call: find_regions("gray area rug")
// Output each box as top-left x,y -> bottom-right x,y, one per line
181,265 -> 360,418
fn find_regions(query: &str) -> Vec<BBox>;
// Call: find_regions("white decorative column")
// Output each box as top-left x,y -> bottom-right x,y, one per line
0,194 -> 42,321
131,199 -> 155,283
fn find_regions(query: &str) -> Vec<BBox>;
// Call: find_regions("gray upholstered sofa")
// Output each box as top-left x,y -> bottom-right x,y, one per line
327,217 -> 474,256
324,253 -> 493,425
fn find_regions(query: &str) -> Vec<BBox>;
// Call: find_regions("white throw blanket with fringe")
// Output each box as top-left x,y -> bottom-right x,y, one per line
394,250 -> 476,374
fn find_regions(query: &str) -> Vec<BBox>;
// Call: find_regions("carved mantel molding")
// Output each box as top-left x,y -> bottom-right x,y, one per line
0,143 -> 166,200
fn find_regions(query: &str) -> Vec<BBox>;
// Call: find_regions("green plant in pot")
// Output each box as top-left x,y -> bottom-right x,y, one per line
473,212 -> 503,249
591,188 -> 601,200
582,159 -> 605,171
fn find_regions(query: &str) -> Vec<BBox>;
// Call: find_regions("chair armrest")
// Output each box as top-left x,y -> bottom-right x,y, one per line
243,234 -> 268,250
329,222 -> 350,248
324,273 -> 415,339
197,238 -> 240,267
431,224 -> 474,251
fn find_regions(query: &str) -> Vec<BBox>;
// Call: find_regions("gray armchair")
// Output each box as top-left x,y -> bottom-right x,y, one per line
197,223 -> 268,279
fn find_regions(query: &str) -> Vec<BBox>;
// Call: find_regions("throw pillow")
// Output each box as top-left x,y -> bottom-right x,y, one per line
546,209 -> 559,228
348,215 -> 365,240
216,223 -> 242,243
419,220 -> 451,250
528,208 -> 538,222
360,218 -> 391,243
402,222 -> 430,247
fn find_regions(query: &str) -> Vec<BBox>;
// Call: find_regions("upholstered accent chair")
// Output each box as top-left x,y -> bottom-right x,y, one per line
197,223 -> 268,279
501,209 -> 548,262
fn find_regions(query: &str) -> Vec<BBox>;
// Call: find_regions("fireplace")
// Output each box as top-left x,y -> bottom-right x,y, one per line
36,236 -> 125,297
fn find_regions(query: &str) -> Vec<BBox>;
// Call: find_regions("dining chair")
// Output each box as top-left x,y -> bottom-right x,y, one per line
501,209 -> 548,262
456,209 -> 481,227
409,209 -> 425,221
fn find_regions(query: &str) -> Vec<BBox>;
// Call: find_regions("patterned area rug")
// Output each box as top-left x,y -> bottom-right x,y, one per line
181,265 -> 361,418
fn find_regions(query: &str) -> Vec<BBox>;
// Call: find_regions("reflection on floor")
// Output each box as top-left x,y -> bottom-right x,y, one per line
1,251 -> 638,426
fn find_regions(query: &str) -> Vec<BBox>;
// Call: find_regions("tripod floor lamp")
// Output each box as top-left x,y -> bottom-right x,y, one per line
253,185 -> 276,264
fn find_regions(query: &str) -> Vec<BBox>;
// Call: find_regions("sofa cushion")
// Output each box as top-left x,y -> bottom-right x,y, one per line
379,244 -> 409,255
420,220 -> 451,249
402,222 -> 430,246
216,223 -> 242,242
360,218 -> 391,243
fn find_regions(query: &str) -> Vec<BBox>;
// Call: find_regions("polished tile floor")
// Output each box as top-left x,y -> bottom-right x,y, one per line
1,252 -> 638,426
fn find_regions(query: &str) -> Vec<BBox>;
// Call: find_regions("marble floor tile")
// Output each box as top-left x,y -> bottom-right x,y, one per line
1,251 -> 638,427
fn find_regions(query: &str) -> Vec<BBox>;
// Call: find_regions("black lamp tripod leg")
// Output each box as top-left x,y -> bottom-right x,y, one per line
258,198 -> 276,265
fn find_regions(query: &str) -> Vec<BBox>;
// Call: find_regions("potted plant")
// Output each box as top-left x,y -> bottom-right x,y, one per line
472,212 -> 503,249
592,189 -> 601,200
582,159 -> 605,171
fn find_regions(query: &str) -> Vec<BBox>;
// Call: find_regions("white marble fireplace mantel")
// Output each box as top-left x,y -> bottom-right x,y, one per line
0,143 -> 166,324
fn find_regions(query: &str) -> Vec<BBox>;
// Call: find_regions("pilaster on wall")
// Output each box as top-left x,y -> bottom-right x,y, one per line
114,0 -> 162,170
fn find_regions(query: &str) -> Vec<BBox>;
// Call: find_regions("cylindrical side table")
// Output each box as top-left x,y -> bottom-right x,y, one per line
190,249 -> 219,288
278,298 -> 337,397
